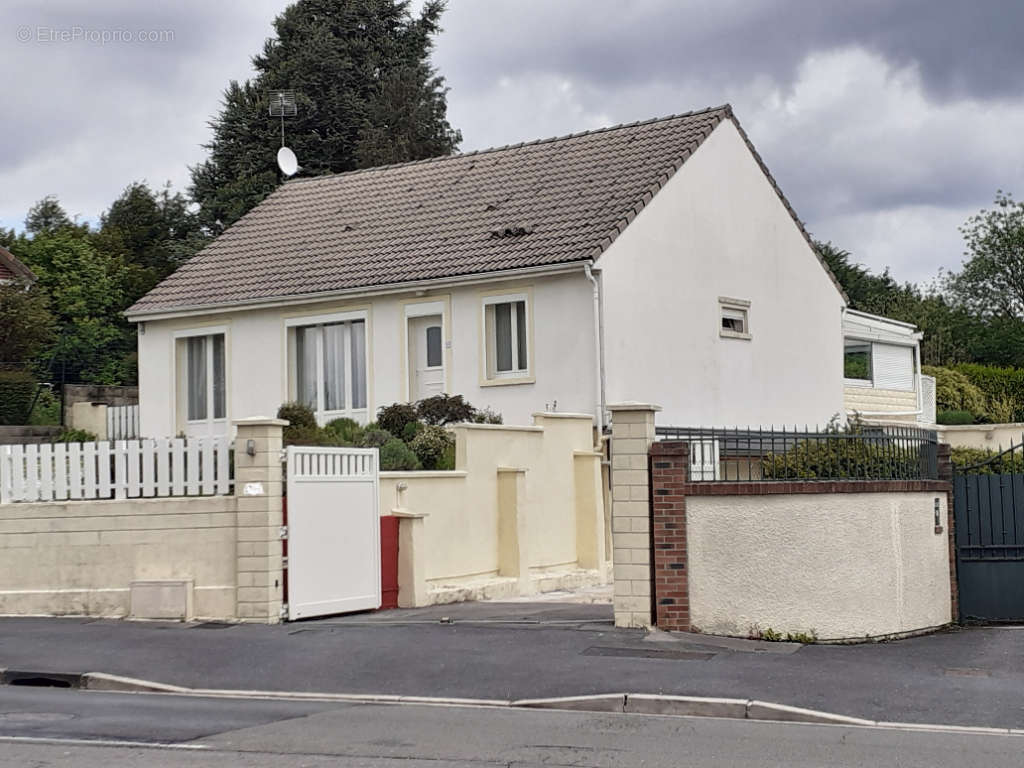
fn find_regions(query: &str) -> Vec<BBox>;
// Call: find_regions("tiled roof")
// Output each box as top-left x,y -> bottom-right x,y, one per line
128,104 -> 843,316
0,245 -> 35,284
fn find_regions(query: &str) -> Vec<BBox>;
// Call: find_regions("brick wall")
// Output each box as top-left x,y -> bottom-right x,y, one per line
650,441 -> 690,631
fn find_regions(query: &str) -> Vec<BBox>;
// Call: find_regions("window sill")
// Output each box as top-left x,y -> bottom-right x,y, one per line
480,375 -> 535,387
719,330 -> 752,341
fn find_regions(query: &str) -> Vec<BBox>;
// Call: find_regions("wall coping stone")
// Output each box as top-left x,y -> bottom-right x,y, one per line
608,402 -> 662,412
683,480 -> 951,495
233,417 -> 289,427
531,412 -> 595,420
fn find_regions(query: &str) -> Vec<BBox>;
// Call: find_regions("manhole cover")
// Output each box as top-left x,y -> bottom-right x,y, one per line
0,712 -> 76,723
582,646 -> 714,661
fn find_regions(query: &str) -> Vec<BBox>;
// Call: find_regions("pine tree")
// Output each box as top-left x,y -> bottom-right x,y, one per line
190,0 -> 461,236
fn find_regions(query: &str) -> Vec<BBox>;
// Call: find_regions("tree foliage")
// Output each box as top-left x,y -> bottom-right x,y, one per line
0,280 -> 56,364
950,191 -> 1024,320
190,0 -> 461,235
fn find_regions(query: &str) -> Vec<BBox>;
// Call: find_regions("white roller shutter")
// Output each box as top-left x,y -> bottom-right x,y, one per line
872,343 -> 914,390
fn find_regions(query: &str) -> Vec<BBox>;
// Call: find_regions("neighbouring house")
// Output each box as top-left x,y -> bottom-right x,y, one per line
0,245 -> 36,286
127,104 -> 851,438
842,309 -> 935,425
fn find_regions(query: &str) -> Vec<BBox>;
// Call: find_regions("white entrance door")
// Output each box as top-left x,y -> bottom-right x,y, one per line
286,446 -> 381,620
409,314 -> 444,400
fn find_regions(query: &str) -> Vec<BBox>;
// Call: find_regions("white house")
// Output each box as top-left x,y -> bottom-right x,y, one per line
842,309 -> 934,424
127,105 -> 849,437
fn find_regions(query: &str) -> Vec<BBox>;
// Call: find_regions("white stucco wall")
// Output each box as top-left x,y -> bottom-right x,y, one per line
686,492 -> 952,640
598,119 -> 846,427
137,273 -> 596,438
938,423 -> 1024,451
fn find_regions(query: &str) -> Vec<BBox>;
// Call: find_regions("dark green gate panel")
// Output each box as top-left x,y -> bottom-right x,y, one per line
954,473 -> 1024,621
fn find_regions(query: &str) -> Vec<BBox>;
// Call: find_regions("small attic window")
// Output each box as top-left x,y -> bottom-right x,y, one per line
719,296 -> 751,340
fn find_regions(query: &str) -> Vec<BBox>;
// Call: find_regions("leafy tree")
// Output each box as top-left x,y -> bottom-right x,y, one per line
190,0 -> 461,235
24,196 -> 75,236
949,191 -> 1024,320
0,279 -> 56,364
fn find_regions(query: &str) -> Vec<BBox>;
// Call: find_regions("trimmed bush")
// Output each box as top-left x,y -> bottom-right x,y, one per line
471,407 -> 503,425
360,428 -> 393,449
379,438 -> 421,471
277,401 -> 318,443
953,363 -> 1024,422
282,424 -> 332,447
410,424 -> 454,470
323,417 -> 364,445
0,370 -> 38,425
937,410 -> 975,425
416,394 -> 476,425
951,447 -> 1024,475
54,428 -> 97,443
377,402 -> 419,437
922,366 -> 987,420
401,420 -> 424,442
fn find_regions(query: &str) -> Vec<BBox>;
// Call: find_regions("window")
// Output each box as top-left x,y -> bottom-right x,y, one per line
185,333 -> 226,422
426,325 -> 442,368
290,316 -> 367,422
844,340 -> 872,382
483,294 -> 529,380
719,297 -> 751,339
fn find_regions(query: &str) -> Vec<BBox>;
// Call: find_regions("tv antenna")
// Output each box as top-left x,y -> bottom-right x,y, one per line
268,90 -> 299,176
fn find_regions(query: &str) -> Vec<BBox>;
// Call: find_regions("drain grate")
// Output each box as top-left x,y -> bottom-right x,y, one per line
191,622 -> 235,630
582,646 -> 714,661
1,671 -> 82,688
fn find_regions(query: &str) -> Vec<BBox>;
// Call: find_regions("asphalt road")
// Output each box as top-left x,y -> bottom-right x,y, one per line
2,607 -> 1024,728
2,687 -> 1024,768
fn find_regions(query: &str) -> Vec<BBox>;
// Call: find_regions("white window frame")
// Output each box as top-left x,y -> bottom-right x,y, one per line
173,326 -> 229,429
286,310 -> 369,424
843,338 -> 874,387
482,292 -> 531,383
719,296 -> 751,340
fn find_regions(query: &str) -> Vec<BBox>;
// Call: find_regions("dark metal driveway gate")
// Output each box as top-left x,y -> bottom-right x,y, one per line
954,444 -> 1024,621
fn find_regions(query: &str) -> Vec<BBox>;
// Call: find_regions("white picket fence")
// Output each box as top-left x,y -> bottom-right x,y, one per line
107,405 -> 140,440
0,437 -> 232,504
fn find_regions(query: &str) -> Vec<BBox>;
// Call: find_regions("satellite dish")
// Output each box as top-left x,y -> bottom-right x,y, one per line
277,146 -> 299,177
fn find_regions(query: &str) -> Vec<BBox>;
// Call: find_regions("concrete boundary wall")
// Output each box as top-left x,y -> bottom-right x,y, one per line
377,413 -> 609,607
608,404 -> 956,640
0,418 -> 286,623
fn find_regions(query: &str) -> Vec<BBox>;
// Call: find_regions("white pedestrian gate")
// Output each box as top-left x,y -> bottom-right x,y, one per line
285,446 -> 381,620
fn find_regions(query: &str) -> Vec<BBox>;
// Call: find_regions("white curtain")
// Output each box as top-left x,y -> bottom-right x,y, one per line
514,300 -> 527,371
494,303 -> 513,372
350,320 -> 367,409
295,326 -> 319,409
323,324 -> 346,411
212,334 -> 226,419
187,336 -> 207,421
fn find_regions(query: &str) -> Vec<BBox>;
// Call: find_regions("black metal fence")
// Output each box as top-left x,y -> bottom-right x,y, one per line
655,424 -> 939,482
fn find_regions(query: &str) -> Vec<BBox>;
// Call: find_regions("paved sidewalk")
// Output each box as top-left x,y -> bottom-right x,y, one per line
1,603 -> 1023,728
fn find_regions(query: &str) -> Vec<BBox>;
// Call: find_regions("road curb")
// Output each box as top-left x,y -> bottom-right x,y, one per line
4,671 -> 1023,735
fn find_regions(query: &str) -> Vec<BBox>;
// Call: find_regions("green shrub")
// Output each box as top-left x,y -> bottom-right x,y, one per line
277,401 -> 318,444
323,417 -> 364,445
416,394 -> 476,425
410,424 -> 455,470
471,407 -> 503,425
923,366 -> 987,420
360,428 -> 393,449
937,410 -> 975,425
28,387 -> 60,426
377,402 -> 419,437
401,420 -> 424,442
952,363 -> 1024,423
54,428 -> 97,443
0,370 -> 38,425
379,438 -> 421,471
951,447 -> 1024,474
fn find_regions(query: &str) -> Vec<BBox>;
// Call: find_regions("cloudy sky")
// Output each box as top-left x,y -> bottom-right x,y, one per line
3,0 -> 1022,285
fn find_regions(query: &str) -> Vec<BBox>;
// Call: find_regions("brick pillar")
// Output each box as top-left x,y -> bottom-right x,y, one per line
937,443 -> 959,622
650,441 -> 690,631
233,417 -> 287,623
608,403 -> 660,628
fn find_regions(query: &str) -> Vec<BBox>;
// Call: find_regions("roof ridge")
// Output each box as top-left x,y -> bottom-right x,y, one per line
283,104 -> 733,186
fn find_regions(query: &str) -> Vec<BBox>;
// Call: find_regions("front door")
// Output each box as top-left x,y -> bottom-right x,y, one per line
409,314 -> 444,400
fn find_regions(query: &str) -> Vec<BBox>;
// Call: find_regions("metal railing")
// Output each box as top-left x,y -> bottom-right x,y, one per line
655,423 -> 939,482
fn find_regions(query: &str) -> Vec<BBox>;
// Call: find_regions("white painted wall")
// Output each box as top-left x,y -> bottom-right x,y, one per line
137,273 -> 596,438
686,492 -> 952,640
598,119 -> 846,427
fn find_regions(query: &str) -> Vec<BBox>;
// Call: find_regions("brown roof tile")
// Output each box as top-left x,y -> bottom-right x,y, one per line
128,105 -> 843,316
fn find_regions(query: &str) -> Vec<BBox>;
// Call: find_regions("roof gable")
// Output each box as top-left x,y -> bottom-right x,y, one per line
0,246 -> 36,284
129,104 -> 844,316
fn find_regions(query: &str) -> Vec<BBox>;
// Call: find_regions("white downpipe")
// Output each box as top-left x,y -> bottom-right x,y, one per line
584,262 -> 606,437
